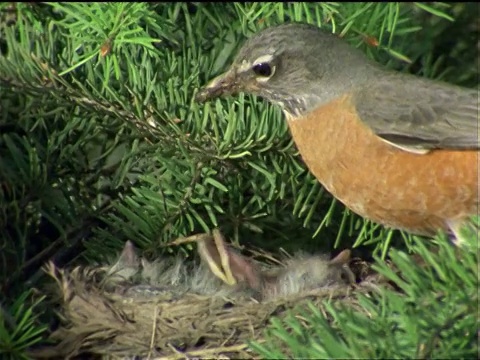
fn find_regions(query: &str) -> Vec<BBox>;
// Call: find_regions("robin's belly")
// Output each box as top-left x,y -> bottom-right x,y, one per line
287,95 -> 479,235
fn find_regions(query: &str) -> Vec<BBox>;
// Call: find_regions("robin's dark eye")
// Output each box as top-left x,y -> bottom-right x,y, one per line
252,62 -> 273,77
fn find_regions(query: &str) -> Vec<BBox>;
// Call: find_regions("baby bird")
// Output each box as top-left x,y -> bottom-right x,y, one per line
105,233 -> 353,302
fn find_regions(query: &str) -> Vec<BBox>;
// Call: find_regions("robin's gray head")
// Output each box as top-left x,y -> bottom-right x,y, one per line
196,23 -> 374,117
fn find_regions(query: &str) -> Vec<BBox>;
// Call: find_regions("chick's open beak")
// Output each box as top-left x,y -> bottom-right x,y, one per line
195,69 -> 238,103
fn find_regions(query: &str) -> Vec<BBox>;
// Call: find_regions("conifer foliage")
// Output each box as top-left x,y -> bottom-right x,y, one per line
0,2 -> 478,358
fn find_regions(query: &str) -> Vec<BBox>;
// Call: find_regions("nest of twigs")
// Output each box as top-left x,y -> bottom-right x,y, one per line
30,232 -> 381,359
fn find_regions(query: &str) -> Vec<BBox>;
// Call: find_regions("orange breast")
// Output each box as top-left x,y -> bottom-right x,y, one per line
286,94 -> 479,235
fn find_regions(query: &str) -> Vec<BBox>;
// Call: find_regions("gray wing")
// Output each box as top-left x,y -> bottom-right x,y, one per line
353,72 -> 479,152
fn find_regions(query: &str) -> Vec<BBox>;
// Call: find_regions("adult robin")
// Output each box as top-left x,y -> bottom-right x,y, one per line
196,23 -> 479,238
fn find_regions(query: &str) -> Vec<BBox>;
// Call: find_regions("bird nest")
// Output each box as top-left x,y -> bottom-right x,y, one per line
31,231 -> 380,359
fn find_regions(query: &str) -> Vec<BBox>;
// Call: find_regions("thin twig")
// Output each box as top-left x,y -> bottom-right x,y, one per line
147,304 -> 159,360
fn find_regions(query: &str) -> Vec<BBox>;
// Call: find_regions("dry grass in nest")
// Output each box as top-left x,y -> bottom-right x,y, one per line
30,232 -> 383,359
32,267 -> 381,359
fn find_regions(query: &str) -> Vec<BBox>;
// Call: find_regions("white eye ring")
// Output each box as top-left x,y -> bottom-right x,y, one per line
252,54 -> 276,82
